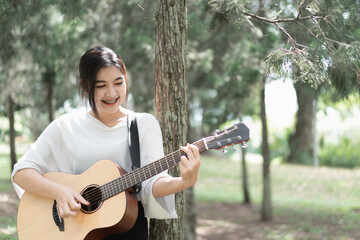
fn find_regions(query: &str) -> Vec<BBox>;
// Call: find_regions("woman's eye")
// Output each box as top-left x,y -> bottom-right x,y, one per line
96,85 -> 106,88
115,82 -> 123,85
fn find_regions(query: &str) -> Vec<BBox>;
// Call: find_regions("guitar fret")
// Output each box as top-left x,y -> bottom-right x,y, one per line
151,164 -> 157,175
137,170 -> 141,183
156,161 -> 162,173
109,186 -> 113,198
159,161 -> 163,171
162,159 -> 168,172
171,153 -> 176,166
166,157 -> 170,169
147,166 -> 151,178
142,168 -> 146,180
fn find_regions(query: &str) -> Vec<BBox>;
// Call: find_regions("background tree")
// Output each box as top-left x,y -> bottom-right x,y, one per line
0,1 -> 45,169
208,0 -> 360,221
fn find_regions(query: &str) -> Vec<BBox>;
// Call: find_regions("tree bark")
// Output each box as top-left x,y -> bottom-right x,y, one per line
287,82 -> 316,164
7,93 -> 17,171
151,0 -> 188,239
260,78 -> 272,221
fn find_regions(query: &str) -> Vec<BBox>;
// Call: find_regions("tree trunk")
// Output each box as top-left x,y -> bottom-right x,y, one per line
151,0 -> 188,239
7,93 -> 17,171
185,122 -> 196,240
287,82 -> 316,164
260,78 -> 272,221
241,148 -> 251,204
43,67 -> 56,123
184,187 -> 196,240
313,98 -> 319,166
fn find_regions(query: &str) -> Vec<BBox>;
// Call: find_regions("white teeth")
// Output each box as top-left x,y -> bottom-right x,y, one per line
103,98 -> 118,104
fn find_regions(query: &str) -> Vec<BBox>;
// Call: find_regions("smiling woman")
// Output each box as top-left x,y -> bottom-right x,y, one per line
11,45 -> 201,240
78,46 -> 129,127
90,66 -> 127,127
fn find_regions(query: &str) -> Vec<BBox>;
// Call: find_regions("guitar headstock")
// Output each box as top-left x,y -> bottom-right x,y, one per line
205,123 -> 250,150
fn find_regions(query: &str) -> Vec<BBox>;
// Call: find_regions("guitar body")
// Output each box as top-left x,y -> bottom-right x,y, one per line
17,160 -> 138,240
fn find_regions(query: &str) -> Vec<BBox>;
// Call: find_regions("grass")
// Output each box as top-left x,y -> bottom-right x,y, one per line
195,154 -> 360,239
196,153 -> 360,207
1,149 -> 360,239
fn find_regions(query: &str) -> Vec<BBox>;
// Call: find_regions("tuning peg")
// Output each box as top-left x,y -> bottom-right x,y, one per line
241,143 -> 248,149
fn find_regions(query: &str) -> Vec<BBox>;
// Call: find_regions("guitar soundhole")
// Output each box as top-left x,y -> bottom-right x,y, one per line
81,185 -> 103,214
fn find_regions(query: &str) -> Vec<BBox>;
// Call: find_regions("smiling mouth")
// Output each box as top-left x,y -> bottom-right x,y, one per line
102,97 -> 119,105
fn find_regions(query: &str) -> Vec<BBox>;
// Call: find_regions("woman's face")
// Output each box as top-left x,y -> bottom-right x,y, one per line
93,66 -> 127,117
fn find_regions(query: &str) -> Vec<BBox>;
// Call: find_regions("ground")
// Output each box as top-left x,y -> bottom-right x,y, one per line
1,189 -> 359,240
0,191 -> 263,239
0,191 -> 17,219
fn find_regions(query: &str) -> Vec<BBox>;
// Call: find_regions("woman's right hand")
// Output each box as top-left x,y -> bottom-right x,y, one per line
13,168 -> 89,218
52,184 -> 89,218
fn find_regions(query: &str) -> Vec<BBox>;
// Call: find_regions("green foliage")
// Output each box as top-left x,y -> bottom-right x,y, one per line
207,0 -> 360,98
328,48 -> 360,99
265,47 -> 326,88
319,136 -> 360,168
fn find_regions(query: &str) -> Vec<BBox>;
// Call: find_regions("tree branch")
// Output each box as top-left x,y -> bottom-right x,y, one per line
294,21 -> 325,47
244,10 -> 354,50
297,0 -> 307,19
274,22 -> 307,49
244,11 -> 325,24
311,18 -> 353,48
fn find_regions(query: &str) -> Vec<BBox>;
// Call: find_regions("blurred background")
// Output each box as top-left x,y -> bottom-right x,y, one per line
0,1 -> 359,239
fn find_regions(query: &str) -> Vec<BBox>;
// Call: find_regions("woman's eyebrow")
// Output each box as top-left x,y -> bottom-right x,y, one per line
95,80 -> 106,83
114,76 -> 124,81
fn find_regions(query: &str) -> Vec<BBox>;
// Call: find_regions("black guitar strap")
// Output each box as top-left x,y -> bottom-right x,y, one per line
127,111 -> 142,194
105,112 -> 148,239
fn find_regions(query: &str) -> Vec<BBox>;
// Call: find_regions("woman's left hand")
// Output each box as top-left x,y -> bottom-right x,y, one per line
179,144 -> 201,188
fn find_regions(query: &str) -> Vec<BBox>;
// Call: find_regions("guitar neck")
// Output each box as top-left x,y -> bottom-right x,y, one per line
100,138 -> 208,200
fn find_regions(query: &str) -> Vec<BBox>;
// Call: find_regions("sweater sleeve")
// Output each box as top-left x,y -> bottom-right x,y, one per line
11,118 -> 69,199
136,113 -> 178,219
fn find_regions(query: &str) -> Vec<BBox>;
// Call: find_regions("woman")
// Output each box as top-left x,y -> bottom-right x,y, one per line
12,45 -> 201,239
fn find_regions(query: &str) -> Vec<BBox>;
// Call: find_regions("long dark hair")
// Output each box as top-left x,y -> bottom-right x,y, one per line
77,45 -> 128,116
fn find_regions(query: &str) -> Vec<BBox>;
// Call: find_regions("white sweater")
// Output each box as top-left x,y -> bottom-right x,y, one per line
12,107 -> 177,219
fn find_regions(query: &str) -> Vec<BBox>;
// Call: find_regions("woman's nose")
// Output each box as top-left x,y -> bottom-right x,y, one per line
106,86 -> 117,97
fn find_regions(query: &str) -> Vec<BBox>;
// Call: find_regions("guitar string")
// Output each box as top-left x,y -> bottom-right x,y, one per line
99,138 -> 207,197
79,134 -> 241,204
80,134 -> 246,205
81,149 -> 187,204
80,136 -> 234,205
82,133 -> 247,205
82,146 -> 191,204
80,141 -> 205,204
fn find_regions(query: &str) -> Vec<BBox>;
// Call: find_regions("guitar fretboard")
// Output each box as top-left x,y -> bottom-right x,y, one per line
100,138 -> 207,200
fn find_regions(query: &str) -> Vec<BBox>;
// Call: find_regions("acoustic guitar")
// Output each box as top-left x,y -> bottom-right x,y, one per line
17,122 -> 250,240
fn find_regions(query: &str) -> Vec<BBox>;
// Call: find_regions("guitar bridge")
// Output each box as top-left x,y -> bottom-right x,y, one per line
52,200 -> 64,232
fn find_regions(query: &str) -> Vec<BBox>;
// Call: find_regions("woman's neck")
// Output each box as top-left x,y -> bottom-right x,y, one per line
90,108 -> 127,127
